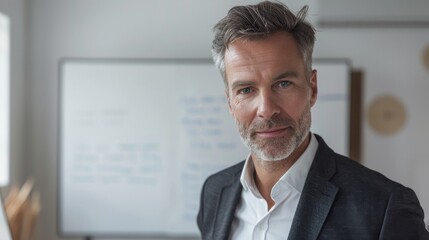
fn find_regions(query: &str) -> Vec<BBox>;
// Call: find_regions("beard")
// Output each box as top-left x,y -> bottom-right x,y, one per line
235,105 -> 311,162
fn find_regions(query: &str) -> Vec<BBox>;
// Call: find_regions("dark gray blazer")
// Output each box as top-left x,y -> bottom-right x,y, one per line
197,135 -> 429,240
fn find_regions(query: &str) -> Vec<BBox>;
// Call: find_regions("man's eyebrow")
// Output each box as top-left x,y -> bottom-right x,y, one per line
273,71 -> 298,81
230,80 -> 255,91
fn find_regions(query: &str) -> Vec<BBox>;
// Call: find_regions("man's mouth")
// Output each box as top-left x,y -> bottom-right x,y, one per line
255,127 -> 290,138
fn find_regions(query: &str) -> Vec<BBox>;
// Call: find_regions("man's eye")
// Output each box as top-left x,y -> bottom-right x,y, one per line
278,81 -> 291,88
238,87 -> 253,94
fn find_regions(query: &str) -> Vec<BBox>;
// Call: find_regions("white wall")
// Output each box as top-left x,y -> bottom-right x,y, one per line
17,0 -> 429,239
319,0 -> 429,22
0,0 -> 27,193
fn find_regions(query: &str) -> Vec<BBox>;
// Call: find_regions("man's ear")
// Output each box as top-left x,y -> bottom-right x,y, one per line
309,69 -> 318,107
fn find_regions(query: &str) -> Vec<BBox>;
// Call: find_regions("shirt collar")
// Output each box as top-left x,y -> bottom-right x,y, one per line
240,152 -> 256,193
239,133 -> 319,195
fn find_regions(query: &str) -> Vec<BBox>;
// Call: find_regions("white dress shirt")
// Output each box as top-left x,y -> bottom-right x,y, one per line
230,133 -> 319,240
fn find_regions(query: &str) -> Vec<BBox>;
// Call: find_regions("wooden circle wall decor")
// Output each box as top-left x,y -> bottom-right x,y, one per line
423,43 -> 429,71
367,95 -> 407,136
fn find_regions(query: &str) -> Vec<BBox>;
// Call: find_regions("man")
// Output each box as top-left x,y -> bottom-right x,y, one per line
197,1 -> 429,240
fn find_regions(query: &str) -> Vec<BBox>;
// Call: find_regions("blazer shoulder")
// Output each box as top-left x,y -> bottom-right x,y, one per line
314,135 -> 403,193
333,153 -> 405,193
304,135 -> 428,238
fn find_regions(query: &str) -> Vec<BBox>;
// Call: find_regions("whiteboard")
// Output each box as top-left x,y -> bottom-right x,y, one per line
58,59 -> 350,237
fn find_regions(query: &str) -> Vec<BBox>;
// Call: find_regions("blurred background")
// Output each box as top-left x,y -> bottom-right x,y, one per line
1,0 -> 429,239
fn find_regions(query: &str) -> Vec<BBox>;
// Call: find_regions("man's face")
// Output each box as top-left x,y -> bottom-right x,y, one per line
224,32 -> 318,162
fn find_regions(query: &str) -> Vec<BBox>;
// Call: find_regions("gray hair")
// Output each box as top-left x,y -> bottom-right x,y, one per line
212,1 -> 316,88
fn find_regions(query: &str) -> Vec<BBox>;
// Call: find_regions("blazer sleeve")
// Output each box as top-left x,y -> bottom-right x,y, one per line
379,186 -> 429,240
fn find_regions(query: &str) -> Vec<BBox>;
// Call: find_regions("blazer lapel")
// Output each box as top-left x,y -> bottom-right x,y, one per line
212,170 -> 243,240
288,135 -> 339,240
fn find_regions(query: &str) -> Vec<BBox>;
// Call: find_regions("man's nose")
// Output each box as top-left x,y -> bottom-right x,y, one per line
256,91 -> 280,120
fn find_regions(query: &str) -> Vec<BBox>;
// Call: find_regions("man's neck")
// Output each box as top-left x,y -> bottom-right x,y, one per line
252,133 -> 311,210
